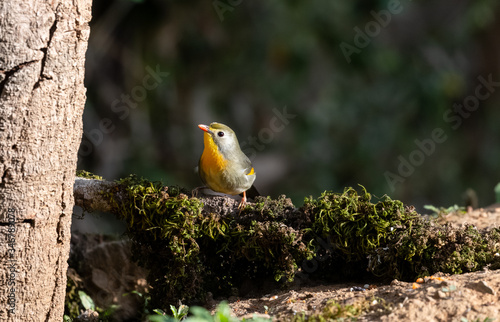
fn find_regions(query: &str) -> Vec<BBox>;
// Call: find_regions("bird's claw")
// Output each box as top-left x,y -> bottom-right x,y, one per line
237,192 -> 247,213
191,186 -> 206,198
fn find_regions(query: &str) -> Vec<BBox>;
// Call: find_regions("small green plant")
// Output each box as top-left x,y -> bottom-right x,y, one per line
460,317 -> 495,322
123,290 -> 154,319
424,204 -> 465,217
147,301 -> 270,322
82,291 -> 118,320
320,299 -> 366,319
191,302 -> 237,322
78,290 -> 95,311
170,304 -> 189,320
148,311 -> 178,322
63,290 -> 96,322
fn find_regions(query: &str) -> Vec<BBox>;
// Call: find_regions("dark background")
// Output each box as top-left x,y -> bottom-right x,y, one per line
78,0 -> 500,213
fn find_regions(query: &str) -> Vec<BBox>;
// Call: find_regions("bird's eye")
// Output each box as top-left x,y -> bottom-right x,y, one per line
217,131 -> 224,137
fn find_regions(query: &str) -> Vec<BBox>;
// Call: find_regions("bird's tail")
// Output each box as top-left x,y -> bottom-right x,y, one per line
243,185 -> 260,199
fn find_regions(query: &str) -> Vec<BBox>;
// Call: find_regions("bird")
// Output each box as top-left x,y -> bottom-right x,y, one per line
197,122 -> 256,209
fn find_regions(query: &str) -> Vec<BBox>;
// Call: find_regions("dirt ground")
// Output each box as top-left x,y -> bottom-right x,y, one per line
223,204 -> 500,321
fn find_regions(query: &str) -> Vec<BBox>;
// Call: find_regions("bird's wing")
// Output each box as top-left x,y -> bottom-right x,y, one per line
239,153 -> 254,175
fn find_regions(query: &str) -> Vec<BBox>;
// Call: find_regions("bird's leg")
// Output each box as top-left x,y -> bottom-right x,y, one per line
237,191 -> 247,211
192,186 -> 207,198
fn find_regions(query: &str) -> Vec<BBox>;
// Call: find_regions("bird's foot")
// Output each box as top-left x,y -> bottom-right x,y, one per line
237,192 -> 248,213
191,186 -> 207,198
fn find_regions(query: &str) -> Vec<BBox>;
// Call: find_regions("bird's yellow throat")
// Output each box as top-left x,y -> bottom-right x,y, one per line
200,132 -> 227,173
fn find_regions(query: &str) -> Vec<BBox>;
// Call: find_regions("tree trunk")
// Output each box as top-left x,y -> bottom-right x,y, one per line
0,0 -> 91,321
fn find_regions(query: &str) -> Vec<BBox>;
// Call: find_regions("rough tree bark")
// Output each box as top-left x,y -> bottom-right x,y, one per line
0,0 -> 91,321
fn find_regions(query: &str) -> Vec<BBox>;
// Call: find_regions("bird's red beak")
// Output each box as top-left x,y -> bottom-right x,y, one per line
198,124 -> 210,132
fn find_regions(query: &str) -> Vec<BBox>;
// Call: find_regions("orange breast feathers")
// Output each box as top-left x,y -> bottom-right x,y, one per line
200,132 -> 228,174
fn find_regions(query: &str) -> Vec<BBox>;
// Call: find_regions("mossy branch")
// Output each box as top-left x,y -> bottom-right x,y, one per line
73,173 -> 500,309
73,177 -> 241,215
74,178 -> 117,213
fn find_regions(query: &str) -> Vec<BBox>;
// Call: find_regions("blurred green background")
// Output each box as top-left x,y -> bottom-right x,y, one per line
78,0 -> 500,212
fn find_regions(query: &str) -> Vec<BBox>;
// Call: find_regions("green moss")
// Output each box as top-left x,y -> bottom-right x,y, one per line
105,176 -> 205,306
64,276 -> 81,318
368,219 -> 500,279
297,187 -> 500,281
102,177 -> 500,309
404,224 -> 500,277
104,175 -> 312,309
76,170 -> 103,180
302,187 -> 419,261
